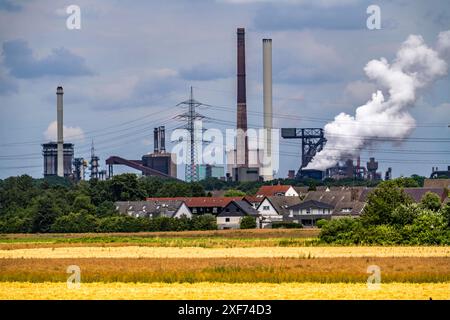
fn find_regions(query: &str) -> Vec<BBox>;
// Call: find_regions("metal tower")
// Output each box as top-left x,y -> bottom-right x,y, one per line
90,140 -> 99,180
175,87 -> 207,182
281,128 -> 327,177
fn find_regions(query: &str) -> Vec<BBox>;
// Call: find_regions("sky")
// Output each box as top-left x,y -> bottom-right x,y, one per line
0,0 -> 449,180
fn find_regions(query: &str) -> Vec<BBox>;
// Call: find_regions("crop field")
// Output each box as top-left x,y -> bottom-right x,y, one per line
0,230 -> 448,300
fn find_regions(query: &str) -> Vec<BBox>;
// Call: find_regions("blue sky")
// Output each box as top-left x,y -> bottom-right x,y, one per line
0,0 -> 449,180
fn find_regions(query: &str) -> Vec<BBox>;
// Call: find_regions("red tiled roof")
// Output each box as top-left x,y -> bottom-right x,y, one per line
256,185 -> 293,196
145,197 -> 244,208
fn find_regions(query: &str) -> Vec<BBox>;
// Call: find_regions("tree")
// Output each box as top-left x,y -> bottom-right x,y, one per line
224,189 -> 246,197
30,194 -> 63,233
361,180 -> 412,226
420,192 -> 442,211
72,195 -> 96,214
190,214 -> 217,230
240,216 -> 257,229
391,203 -> 421,226
51,212 -> 98,233
109,174 -> 146,201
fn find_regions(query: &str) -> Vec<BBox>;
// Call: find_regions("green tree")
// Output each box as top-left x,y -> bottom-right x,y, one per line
190,214 -> 217,230
51,212 -> 98,233
30,194 -> 63,233
224,189 -> 246,197
240,216 -> 257,229
109,174 -> 146,201
72,195 -> 96,214
420,192 -> 442,211
391,203 -> 421,226
361,180 -> 412,226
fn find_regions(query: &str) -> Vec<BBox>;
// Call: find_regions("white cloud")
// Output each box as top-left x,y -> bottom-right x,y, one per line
44,121 -> 85,141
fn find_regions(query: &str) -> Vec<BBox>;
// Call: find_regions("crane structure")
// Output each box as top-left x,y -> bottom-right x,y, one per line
281,128 -> 327,177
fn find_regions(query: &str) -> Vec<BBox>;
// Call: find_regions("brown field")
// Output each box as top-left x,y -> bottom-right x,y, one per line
0,229 -> 319,240
0,245 -> 448,259
0,257 -> 449,283
1,282 -> 448,300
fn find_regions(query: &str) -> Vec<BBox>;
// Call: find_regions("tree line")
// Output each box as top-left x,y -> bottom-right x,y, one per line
319,179 -> 450,245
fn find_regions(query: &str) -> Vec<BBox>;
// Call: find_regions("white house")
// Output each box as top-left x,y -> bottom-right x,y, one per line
256,196 -> 302,227
217,200 -> 260,230
287,200 -> 333,227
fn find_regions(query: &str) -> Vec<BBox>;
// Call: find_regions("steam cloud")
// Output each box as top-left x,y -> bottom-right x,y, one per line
306,30 -> 450,171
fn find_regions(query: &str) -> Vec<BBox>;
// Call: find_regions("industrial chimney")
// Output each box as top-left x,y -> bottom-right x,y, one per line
262,39 -> 273,181
56,86 -> 64,177
159,126 -> 166,153
153,127 -> 159,153
236,27 -> 248,167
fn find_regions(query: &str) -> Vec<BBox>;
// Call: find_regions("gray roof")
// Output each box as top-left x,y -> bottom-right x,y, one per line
263,196 -> 303,216
218,200 -> 259,217
289,200 -> 334,210
115,200 -> 185,218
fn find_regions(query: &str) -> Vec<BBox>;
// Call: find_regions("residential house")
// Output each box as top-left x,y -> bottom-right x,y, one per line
115,200 -> 192,219
256,185 -> 299,198
217,200 -> 260,230
256,196 -> 302,227
146,197 -> 244,215
287,200 -> 334,227
303,188 -> 367,219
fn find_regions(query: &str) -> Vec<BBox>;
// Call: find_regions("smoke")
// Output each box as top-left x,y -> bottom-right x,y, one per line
306,31 -> 450,171
44,121 -> 85,141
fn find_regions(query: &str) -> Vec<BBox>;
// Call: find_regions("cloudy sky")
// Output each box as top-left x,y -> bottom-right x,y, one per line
0,0 -> 449,180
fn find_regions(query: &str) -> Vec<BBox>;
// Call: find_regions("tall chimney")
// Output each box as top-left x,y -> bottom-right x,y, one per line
263,39 -> 273,180
56,86 -> 64,177
236,28 -> 248,167
159,126 -> 166,153
153,127 -> 159,153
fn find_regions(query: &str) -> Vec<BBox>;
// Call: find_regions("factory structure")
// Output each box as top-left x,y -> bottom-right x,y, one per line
41,29 -> 446,183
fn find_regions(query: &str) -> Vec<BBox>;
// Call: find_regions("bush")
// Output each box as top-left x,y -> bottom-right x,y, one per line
315,219 -> 328,228
240,216 -> 257,229
272,222 -> 303,229
190,214 -> 217,231
319,218 -> 363,244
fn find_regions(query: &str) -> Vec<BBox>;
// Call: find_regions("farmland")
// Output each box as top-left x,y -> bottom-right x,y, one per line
0,230 -> 448,300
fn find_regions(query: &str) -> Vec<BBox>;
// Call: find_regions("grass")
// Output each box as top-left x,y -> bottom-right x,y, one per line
1,282 -> 448,300
0,257 -> 449,283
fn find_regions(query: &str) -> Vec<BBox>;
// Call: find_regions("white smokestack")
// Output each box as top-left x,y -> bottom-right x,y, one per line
307,30 -> 450,171
262,38 -> 273,180
56,86 -> 64,177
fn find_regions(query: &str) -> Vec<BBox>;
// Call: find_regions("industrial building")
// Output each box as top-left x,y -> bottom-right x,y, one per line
106,126 -> 177,179
42,87 -> 76,178
42,142 -> 74,177
197,164 -> 225,180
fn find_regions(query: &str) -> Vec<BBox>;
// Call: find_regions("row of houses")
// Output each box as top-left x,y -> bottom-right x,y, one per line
116,180 -> 450,229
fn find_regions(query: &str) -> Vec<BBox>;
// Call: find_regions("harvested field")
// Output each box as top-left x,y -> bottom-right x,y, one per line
0,246 -> 448,259
0,282 -> 448,300
0,257 -> 448,283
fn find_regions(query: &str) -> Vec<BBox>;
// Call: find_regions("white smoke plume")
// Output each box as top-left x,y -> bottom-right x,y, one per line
306,31 -> 450,171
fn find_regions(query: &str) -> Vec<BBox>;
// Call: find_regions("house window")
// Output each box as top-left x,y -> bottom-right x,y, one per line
225,218 -> 230,222
306,208 -> 311,214
213,207 -> 218,214
263,206 -> 270,210
193,208 -> 197,214
341,208 -> 352,213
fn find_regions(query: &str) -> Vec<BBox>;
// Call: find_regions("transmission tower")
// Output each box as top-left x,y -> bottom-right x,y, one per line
175,87 -> 208,182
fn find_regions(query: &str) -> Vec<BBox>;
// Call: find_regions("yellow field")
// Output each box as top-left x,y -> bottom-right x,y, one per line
0,246 -> 448,259
0,282 -> 448,300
